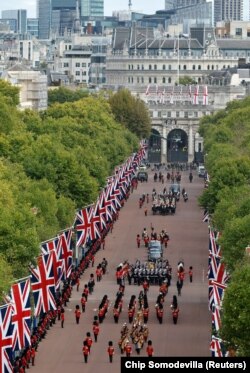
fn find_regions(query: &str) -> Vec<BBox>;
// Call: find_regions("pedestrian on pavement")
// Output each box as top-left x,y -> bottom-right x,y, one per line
61,309 -> 65,328
146,340 -> 154,357
176,279 -> 182,296
76,276 -> 80,291
136,234 -> 141,248
144,207 -> 148,216
189,266 -> 193,283
107,341 -> 114,363
75,305 -> 81,324
189,172 -> 193,183
82,341 -> 89,363
88,274 -> 95,294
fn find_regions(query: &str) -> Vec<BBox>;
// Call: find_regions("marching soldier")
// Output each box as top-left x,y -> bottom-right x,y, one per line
146,340 -> 154,357
82,341 -> 89,363
107,341 -> 114,363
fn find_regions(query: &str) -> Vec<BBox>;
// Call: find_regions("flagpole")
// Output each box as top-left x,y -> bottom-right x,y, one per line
13,275 -> 31,283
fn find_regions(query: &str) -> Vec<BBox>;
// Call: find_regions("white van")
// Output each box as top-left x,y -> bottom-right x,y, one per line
198,165 -> 205,177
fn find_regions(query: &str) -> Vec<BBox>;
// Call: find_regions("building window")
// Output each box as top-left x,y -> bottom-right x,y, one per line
75,71 -> 80,76
154,77 -> 157,83
141,77 -> 144,83
137,77 -> 140,83
163,64 -> 166,70
131,65 -> 134,70
128,77 -> 130,83
75,63 -> 80,67
149,77 -> 152,83
63,63 -> 69,67
207,65 -> 210,70
128,64 -> 131,70
142,65 -> 144,70
82,71 -> 86,76
137,65 -> 140,70
193,65 -> 195,70
149,64 -> 152,70
184,112 -> 188,118
168,65 -> 171,70
154,64 -> 157,70
211,65 -> 214,70
235,28 -> 242,36
82,63 -> 86,67
183,65 -> 186,70
176,111 -> 180,118
162,77 -> 166,83
168,77 -> 171,83
167,112 -> 171,117
198,65 -> 201,70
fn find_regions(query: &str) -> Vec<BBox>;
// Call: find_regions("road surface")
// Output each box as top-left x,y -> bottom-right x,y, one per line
33,167 -> 210,372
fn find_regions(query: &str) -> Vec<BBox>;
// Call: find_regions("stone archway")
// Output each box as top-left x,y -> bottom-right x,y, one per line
148,128 -> 162,163
167,129 -> 188,163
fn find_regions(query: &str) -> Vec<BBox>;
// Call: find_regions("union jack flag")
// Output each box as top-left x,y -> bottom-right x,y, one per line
193,85 -> 199,105
202,210 -> 209,223
10,279 -> 31,351
75,205 -> 93,247
210,335 -> 226,357
209,229 -> 221,258
212,306 -> 221,331
41,237 -> 62,289
0,304 -> 13,373
96,192 -> 107,231
75,205 -> 101,247
58,229 -> 73,279
210,280 -> 227,308
30,253 -> 56,317
103,185 -> 115,221
109,178 -> 122,208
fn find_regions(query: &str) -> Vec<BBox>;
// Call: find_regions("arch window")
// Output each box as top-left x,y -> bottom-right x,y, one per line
149,77 -> 152,83
192,65 -> 195,70
137,65 -> 140,70
149,64 -> 152,70
154,77 -> 157,83
207,65 -> 210,70
168,77 -> 171,83
162,77 -> 166,83
154,64 -> 157,70
163,64 -> 166,70
183,65 -> 187,70
168,65 -> 172,70
198,65 -> 201,70
142,65 -> 144,70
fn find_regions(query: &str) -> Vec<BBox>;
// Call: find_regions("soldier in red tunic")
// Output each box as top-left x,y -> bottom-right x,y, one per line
146,340 -> 154,357
92,321 -> 100,342
82,341 -> 89,363
124,342 -> 132,357
75,305 -> 81,324
107,341 -> 114,363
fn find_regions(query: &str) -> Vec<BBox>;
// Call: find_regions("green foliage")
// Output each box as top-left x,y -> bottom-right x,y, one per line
0,255 -> 14,298
0,79 -> 19,106
108,89 -> 151,138
48,87 -> 88,106
199,95 -> 250,354
178,76 -> 196,85
220,262 -> 250,356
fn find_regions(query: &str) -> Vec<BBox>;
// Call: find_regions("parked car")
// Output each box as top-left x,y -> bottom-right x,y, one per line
137,171 -> 148,182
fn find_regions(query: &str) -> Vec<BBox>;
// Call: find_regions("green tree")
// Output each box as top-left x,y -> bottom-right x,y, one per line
109,89 -> 151,138
220,262 -> 250,356
178,76 -> 196,85
48,87 -> 88,106
0,255 -> 14,299
0,79 -> 19,106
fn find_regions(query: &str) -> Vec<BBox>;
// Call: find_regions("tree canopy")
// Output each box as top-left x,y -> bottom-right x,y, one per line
48,86 -> 89,106
199,95 -> 250,355
108,88 -> 151,138
0,81 -> 139,283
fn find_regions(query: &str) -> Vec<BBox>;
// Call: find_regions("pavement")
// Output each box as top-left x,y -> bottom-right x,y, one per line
32,167 -> 211,372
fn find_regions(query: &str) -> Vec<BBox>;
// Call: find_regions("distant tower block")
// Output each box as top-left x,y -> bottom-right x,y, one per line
73,0 -> 81,33
128,0 -> 132,11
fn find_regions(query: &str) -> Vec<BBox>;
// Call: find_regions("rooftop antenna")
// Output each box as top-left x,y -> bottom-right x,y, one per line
128,0 -> 132,11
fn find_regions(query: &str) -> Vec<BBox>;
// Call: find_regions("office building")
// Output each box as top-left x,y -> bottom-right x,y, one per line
80,0 -> 104,18
27,18 -> 39,38
1,9 -> 27,33
214,0 -> 249,24
37,0 -> 51,39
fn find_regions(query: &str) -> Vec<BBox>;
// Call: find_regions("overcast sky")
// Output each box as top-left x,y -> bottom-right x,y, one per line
0,0 -> 165,18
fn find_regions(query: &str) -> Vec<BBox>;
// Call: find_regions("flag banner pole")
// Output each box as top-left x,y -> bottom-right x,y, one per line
13,275 -> 31,283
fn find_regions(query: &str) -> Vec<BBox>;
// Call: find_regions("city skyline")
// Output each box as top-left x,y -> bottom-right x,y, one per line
0,0 -> 165,18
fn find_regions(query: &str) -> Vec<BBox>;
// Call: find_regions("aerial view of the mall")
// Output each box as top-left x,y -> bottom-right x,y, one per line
0,1 -> 249,372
